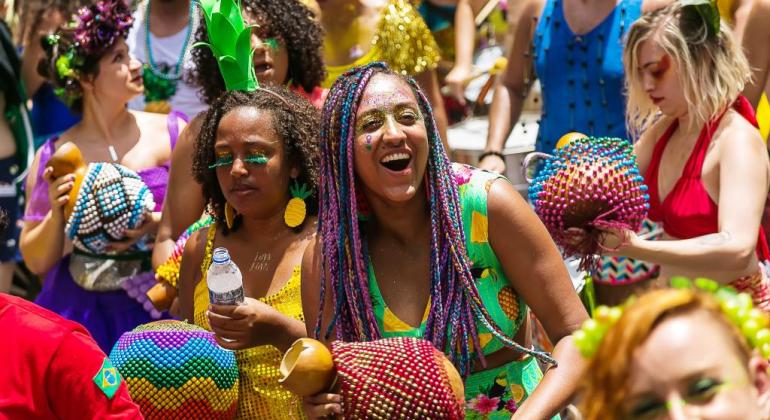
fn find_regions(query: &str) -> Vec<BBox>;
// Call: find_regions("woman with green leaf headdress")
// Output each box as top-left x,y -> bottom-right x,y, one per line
171,0 -> 322,417
591,2 -> 770,308
150,0 -> 325,275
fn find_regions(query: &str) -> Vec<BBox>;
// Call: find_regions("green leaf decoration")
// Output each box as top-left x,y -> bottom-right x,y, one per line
681,0 -> 720,39
290,182 -> 312,200
195,0 -> 258,91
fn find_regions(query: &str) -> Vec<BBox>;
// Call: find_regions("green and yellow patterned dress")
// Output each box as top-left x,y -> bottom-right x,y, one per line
368,163 -> 558,419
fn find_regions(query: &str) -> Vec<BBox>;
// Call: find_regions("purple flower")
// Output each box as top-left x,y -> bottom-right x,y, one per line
504,399 -> 518,413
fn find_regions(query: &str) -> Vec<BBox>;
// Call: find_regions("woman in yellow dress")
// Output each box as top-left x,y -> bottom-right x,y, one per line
177,86 -> 319,419
317,0 -> 451,149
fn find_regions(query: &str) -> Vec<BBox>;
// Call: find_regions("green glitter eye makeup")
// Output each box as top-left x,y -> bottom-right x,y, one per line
209,153 -> 268,169
243,153 -> 268,165
209,154 -> 234,169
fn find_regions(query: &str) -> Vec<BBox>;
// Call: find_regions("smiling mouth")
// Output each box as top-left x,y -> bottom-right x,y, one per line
380,152 -> 412,172
254,62 -> 273,74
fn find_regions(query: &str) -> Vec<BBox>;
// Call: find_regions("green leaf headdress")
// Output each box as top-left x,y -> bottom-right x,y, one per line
681,0 -> 720,39
195,0 -> 259,91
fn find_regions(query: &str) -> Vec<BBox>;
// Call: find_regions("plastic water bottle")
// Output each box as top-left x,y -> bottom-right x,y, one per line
207,247 -> 244,306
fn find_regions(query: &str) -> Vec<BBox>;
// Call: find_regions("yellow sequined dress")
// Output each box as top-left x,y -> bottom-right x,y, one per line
193,224 -> 305,419
322,0 -> 442,88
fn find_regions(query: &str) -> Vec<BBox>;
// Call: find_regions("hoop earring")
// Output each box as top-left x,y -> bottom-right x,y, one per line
225,202 -> 237,230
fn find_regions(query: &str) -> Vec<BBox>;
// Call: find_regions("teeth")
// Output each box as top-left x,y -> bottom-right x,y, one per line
380,153 -> 410,163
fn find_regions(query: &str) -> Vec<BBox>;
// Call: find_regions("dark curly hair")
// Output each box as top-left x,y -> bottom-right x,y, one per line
193,86 -> 320,234
191,0 -> 325,105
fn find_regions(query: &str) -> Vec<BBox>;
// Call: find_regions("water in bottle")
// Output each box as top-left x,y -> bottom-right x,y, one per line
207,247 -> 244,305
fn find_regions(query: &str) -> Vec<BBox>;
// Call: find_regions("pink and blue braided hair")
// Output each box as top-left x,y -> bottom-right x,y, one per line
316,62 -> 556,375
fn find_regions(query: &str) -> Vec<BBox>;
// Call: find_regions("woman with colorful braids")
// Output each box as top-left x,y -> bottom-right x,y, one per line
19,0 -> 185,352
151,0 -> 326,280
579,282 -> 770,419
176,86 -> 320,419
301,62 -> 587,419
597,3 -> 770,309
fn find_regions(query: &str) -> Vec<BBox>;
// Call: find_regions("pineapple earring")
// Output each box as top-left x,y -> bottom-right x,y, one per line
284,180 -> 312,228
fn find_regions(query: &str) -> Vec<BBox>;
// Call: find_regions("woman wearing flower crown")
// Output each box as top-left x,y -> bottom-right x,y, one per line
579,282 -> 770,419
301,62 -> 588,419
176,86 -> 320,418
19,0 -> 185,353
150,0 -> 326,283
595,3 -> 770,309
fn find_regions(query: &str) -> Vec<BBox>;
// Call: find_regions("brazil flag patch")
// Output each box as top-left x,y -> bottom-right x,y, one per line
92,357 -> 121,399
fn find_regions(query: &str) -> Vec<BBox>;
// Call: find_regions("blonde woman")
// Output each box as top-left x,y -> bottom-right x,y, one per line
599,3 -> 770,308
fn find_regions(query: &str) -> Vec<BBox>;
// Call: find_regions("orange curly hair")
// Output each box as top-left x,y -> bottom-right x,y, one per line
580,288 -> 751,419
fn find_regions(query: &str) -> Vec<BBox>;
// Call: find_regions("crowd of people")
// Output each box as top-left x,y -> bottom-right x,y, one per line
2,0 -> 770,418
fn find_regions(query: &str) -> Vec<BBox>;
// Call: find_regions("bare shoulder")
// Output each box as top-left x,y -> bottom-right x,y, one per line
522,0 -> 547,24
714,109 -> 766,153
182,226 -> 210,264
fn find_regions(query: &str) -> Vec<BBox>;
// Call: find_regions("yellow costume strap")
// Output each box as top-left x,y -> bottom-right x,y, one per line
193,224 -> 218,328
372,0 -> 441,75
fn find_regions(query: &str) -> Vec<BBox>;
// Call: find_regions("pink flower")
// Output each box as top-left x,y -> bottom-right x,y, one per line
467,395 -> 500,414
504,399 -> 518,413
453,164 -> 473,185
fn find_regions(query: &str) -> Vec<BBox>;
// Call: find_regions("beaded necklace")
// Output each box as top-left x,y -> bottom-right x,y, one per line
142,0 -> 195,104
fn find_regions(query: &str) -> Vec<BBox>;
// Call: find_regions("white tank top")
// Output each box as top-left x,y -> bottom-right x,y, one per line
126,7 -> 207,119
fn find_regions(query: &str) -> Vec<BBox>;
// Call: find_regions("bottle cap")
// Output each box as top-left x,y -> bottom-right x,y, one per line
212,247 -> 231,264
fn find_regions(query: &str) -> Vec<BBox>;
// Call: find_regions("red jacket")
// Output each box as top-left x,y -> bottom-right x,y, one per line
0,293 -> 142,419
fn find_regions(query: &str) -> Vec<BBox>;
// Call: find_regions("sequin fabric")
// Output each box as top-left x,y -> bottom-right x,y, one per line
323,0 -> 441,87
193,223 -> 306,419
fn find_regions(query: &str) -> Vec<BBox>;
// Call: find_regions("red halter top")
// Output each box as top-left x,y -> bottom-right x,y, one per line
645,96 -> 770,260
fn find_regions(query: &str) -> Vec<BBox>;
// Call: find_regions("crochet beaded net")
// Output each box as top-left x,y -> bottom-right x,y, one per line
155,216 -> 213,288
332,337 -> 464,419
109,320 -> 239,419
66,162 -> 155,254
528,137 -> 649,270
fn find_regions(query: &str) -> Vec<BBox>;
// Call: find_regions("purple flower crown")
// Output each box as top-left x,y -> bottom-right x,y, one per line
71,0 -> 134,57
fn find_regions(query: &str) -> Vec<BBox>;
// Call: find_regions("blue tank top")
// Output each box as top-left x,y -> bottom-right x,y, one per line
29,83 -> 80,148
533,0 -> 641,152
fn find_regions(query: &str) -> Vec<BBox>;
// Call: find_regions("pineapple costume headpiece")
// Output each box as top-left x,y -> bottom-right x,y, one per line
197,0 -> 310,229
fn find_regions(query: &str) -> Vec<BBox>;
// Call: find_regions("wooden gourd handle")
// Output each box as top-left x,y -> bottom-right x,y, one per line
45,142 -> 87,220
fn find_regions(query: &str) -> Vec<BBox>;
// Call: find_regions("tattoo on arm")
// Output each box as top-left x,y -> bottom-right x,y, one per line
698,231 -> 731,246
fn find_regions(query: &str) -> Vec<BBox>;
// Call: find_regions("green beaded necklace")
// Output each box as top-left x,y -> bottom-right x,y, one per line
142,0 -> 195,103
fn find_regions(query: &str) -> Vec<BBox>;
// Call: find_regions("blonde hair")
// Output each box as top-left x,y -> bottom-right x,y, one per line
624,3 -> 750,138
580,288 -> 752,420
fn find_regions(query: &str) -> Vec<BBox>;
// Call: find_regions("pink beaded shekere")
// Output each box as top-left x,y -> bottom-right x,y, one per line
528,136 -> 649,271
331,337 -> 465,419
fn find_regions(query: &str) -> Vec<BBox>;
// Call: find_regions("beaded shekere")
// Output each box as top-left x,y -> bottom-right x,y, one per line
332,337 -> 465,419
66,162 -> 155,254
528,136 -> 649,270
109,320 -> 239,419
